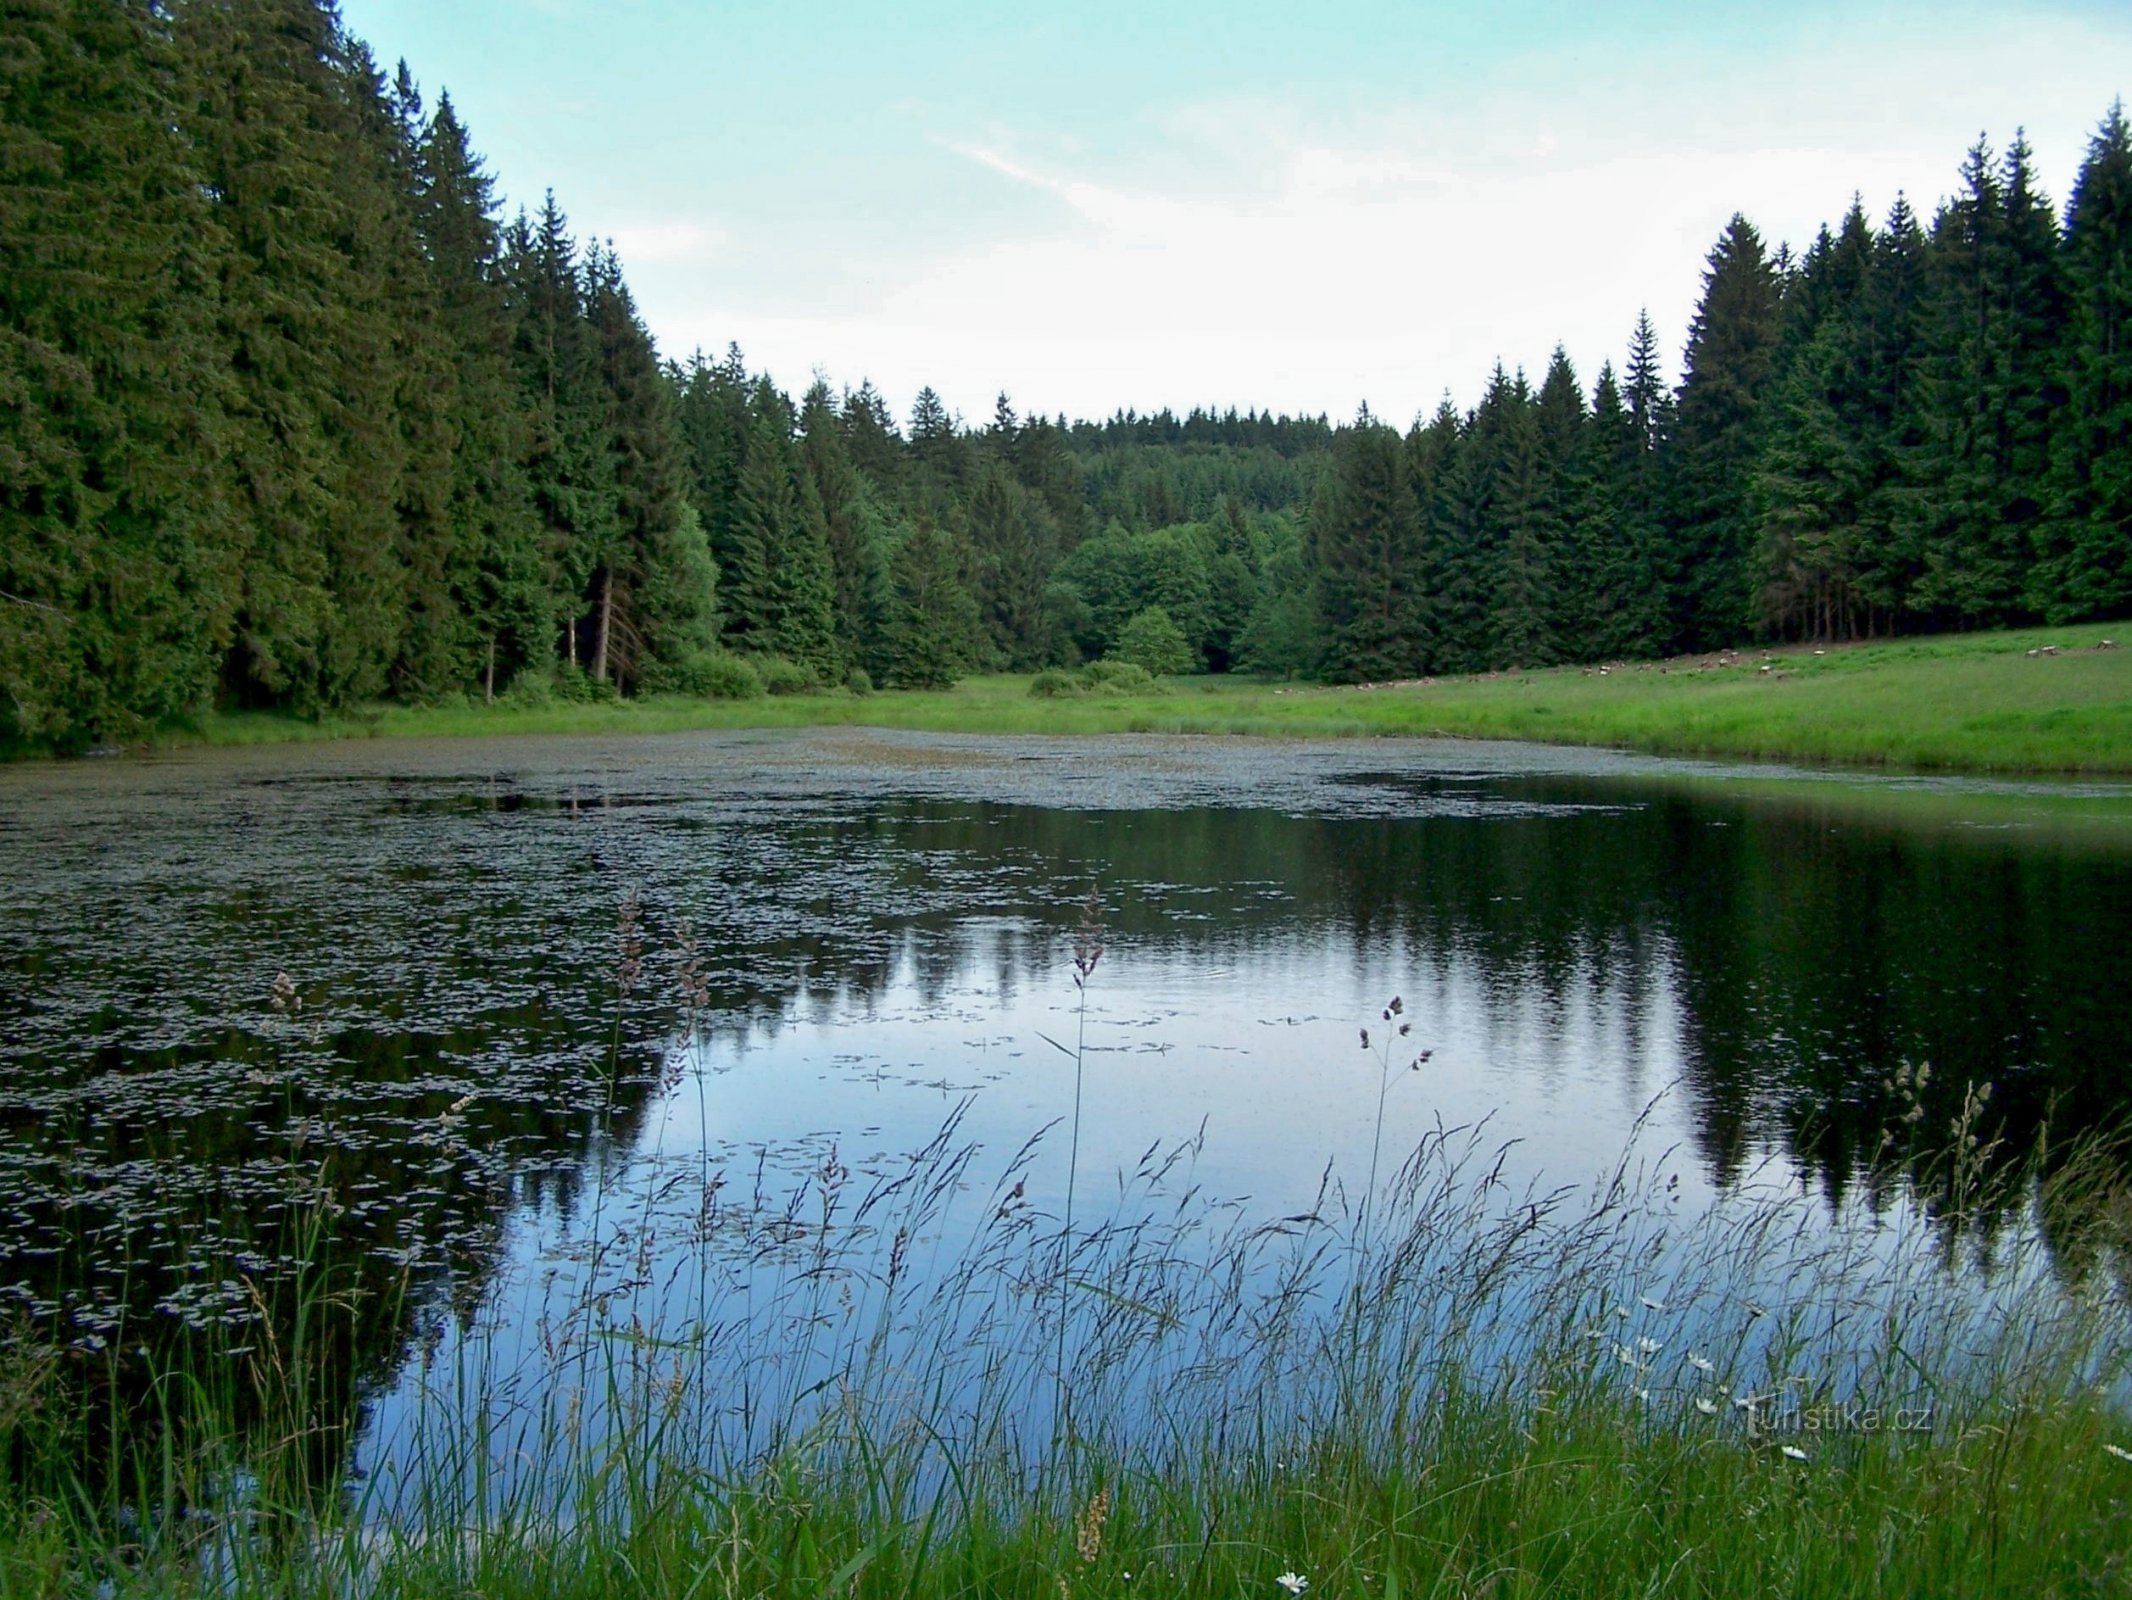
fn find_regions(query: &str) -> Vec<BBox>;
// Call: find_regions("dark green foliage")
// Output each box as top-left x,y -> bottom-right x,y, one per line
7,58 -> 2130,746
638,646 -> 761,700
1194,494 -> 1261,672
750,654 -> 818,695
504,194 -> 618,674
721,383 -> 836,676
1668,215 -> 1785,651
964,455 -> 1060,669
410,90 -> 549,701
1312,411 -> 1427,681
1426,376 -> 1511,675
1905,137 -> 2068,625
879,518 -> 980,689
0,0 -> 238,744
2037,103 -> 2132,621
1233,513 -> 1316,676
799,379 -> 878,670
1755,202 -> 1881,639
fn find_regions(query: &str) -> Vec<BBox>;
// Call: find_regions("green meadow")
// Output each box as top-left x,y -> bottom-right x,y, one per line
173,625 -> 2132,776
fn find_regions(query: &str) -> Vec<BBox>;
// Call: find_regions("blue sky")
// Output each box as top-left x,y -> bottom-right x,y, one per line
339,0 -> 2130,427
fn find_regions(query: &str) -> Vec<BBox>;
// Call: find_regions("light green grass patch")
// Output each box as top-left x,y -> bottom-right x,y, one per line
138,625 -> 2132,775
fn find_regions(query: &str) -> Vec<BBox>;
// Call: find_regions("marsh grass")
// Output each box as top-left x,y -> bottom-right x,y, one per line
146,624 -> 2132,775
4,1082 -> 2129,1597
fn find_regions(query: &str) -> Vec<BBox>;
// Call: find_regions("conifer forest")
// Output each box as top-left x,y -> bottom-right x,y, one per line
4,0 -> 2131,750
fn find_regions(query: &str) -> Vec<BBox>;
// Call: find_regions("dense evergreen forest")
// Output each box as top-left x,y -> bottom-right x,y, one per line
4,1 -> 2129,748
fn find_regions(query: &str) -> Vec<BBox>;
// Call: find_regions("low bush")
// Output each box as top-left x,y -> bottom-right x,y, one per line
638,650 -> 765,700
1081,659 -> 1158,693
752,656 -> 818,696
1028,668 -> 1088,699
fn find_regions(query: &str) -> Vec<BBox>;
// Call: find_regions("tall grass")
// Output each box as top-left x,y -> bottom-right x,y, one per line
3,1073 -> 2128,1596
4,893 -> 2130,1598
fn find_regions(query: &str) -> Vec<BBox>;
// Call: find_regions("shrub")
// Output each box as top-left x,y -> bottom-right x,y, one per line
553,662 -> 619,704
643,650 -> 764,700
1029,669 -> 1089,699
497,670 -> 556,709
1080,659 -> 1158,694
844,667 -> 874,697
1110,605 -> 1196,676
752,656 -> 818,696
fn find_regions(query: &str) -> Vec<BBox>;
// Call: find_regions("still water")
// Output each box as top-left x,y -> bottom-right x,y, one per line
2,728 -> 2128,1496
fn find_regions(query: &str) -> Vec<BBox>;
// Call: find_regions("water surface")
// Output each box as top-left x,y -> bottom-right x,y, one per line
3,728 -> 2128,1493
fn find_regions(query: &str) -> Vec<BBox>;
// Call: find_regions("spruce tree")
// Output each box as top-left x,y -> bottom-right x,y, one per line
880,517 -> 980,688
1754,201 -> 1880,639
2036,102 -> 2132,620
1534,348 -> 1590,658
1312,410 -> 1427,681
906,384 -> 963,511
1198,494 -> 1261,673
1669,215 -> 1784,650
1488,374 -> 1559,668
503,193 -> 618,673
964,458 -> 1058,668
1428,380 -> 1505,675
410,88 -> 548,698
0,0 -> 238,743
728,384 -> 836,676
584,244 -> 692,687
1906,136 -> 2068,624
1584,364 -> 1664,658
839,379 -> 903,489
1851,195 -> 1932,626
799,379 -> 881,669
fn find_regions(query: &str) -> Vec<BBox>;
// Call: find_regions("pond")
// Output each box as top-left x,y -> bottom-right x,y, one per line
3,728 -> 2129,1512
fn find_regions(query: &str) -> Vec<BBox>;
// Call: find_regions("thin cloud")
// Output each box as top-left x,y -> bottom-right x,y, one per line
640,12 -> 2132,424
605,221 -> 723,267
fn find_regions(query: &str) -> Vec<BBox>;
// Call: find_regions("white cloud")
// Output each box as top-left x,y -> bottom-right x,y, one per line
634,11 -> 2132,425
604,220 -> 723,268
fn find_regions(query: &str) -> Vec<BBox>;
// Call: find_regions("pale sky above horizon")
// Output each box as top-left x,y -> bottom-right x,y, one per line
337,0 -> 2129,430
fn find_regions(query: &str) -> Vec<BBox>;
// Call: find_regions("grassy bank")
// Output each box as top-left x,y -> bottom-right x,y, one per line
162,625 -> 2132,775
5,1097 -> 2129,1599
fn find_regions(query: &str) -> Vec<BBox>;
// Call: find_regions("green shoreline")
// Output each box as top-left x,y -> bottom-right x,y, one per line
29,623 -> 2132,776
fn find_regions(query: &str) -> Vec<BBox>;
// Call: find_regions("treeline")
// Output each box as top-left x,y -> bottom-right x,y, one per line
3,2 -> 2128,746
1304,117 -> 2132,681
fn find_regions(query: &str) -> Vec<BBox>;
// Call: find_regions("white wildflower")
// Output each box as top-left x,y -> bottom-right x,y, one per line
1780,1445 -> 1809,1463
1276,1574 -> 1310,1596
2105,1443 -> 2132,1463
1694,1398 -> 1719,1416
1685,1353 -> 1715,1374
1640,1295 -> 1667,1312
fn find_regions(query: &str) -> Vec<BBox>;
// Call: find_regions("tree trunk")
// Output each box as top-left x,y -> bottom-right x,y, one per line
594,568 -> 612,684
484,638 -> 496,705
